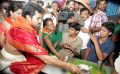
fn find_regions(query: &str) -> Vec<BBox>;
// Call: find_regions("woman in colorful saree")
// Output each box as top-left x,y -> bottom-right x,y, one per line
42,18 -> 63,60
0,1 -> 25,74
1,2 -> 82,74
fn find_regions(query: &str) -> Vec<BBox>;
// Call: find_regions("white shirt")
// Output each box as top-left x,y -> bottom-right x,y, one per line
115,55 -> 120,74
78,16 -> 91,49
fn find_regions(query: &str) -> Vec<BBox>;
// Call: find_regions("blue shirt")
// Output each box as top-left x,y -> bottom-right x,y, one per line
89,0 -> 95,9
87,37 -> 115,63
106,1 -> 120,16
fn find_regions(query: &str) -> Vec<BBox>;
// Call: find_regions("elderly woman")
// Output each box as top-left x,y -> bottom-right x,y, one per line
42,18 -> 63,60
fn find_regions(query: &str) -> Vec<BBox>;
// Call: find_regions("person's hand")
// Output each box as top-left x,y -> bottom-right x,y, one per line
89,27 -> 101,34
0,32 -> 5,41
90,34 -> 98,44
56,52 -> 65,61
69,64 -> 82,74
0,32 -> 6,47
63,43 -> 70,49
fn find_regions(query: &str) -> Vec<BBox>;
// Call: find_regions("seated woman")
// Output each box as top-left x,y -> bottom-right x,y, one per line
42,18 -> 63,60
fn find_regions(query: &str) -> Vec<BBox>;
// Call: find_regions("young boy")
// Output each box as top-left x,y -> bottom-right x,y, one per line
59,22 -> 83,60
84,22 -> 115,64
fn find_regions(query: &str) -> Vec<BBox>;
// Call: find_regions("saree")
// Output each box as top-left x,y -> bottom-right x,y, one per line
42,30 -> 62,54
5,17 -> 48,74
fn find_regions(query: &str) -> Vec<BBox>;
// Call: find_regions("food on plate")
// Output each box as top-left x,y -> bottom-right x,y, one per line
78,64 -> 90,74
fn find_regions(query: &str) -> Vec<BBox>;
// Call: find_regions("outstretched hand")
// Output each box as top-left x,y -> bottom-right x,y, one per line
63,43 -> 70,49
89,34 -> 98,44
69,64 -> 83,74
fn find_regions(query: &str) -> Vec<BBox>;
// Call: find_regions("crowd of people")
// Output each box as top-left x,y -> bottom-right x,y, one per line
0,0 -> 120,74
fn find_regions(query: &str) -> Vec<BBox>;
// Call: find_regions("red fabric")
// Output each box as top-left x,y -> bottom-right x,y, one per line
8,27 -> 48,55
0,17 -> 12,47
0,17 -> 12,33
10,54 -> 46,74
5,17 -> 48,74
5,17 -> 13,25
0,22 -> 6,33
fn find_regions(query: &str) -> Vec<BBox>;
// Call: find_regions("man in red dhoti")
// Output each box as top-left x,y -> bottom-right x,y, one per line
1,2 -> 82,74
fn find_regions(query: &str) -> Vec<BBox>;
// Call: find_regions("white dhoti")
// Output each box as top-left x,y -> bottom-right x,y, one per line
0,49 -> 67,74
0,48 -> 26,74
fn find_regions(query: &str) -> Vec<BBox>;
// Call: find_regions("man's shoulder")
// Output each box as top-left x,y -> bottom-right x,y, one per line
11,16 -> 33,30
76,35 -> 83,43
104,38 -> 115,47
108,38 -> 114,45
94,10 -> 106,15
13,16 -> 27,25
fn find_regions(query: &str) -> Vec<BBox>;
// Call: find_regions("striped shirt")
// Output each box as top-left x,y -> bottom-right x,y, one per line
90,9 -> 108,36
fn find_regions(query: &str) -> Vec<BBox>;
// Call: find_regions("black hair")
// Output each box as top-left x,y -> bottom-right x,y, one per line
22,2 -> 44,18
96,0 -> 107,5
43,18 -> 53,27
52,1 -> 60,11
95,0 -> 107,9
6,1 -> 23,17
80,7 -> 89,14
37,0 -> 44,6
0,2 -> 9,10
69,22 -> 82,31
102,22 -> 115,33
67,0 -> 75,5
